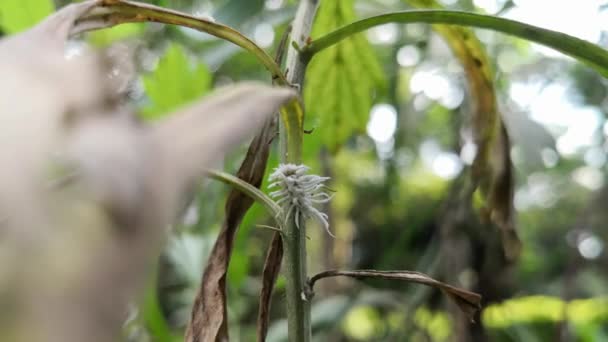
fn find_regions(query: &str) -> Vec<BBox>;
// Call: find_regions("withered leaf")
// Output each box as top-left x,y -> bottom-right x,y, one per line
407,0 -> 521,260
257,232 -> 284,342
185,115 -> 278,342
308,270 -> 482,322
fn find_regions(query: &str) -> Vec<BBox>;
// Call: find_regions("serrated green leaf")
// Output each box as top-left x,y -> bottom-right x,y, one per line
0,0 -> 54,33
304,0 -> 386,152
142,44 -> 212,119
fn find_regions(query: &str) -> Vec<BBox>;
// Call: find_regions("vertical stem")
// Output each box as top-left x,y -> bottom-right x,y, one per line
280,1 -> 319,341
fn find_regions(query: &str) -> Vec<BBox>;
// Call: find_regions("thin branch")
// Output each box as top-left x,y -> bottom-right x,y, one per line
274,25 -> 293,66
256,224 -> 284,234
284,0 -> 318,86
73,0 -> 288,84
303,10 -> 608,77
205,169 -> 282,221
308,269 -> 482,322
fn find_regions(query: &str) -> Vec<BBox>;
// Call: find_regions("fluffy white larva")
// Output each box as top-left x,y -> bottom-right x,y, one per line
268,164 -> 334,237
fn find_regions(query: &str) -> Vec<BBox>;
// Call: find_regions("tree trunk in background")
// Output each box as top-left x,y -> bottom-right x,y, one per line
437,174 -> 516,342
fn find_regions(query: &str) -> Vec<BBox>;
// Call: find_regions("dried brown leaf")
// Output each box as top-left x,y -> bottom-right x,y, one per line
308,270 -> 482,322
185,115 -> 278,342
489,126 -> 521,260
257,232 -> 284,342
252,26 -> 292,342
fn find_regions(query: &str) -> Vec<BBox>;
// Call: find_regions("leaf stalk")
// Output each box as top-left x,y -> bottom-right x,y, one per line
303,10 -> 608,77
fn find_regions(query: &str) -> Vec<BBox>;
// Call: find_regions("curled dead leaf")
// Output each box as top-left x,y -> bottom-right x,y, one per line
257,233 -> 284,342
185,115 -> 278,342
407,0 -> 521,260
308,270 -> 482,322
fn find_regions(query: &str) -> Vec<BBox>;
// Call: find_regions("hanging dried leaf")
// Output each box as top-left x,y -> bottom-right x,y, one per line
257,232 -> 284,342
185,116 -> 278,342
308,270 -> 482,322
407,0 -> 521,260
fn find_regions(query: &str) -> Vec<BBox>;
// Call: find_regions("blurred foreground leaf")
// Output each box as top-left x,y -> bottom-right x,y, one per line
0,1 -> 296,340
88,23 -> 143,46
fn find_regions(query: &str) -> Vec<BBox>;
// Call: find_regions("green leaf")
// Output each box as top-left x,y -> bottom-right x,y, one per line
88,23 -> 143,46
304,0 -> 386,152
142,270 -> 178,342
0,0 -> 54,33
142,44 -> 212,119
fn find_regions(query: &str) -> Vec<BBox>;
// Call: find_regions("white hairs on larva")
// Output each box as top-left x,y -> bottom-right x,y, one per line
268,164 -> 334,237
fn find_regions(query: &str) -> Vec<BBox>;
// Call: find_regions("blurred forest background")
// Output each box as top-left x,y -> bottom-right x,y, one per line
2,0 -> 608,341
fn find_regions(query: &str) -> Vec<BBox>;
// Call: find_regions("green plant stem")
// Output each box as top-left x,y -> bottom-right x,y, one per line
303,10 -> 608,77
205,169 -> 282,220
280,1 -> 318,341
74,0 -> 288,84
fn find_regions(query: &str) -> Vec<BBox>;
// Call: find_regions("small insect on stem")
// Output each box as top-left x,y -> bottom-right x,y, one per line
268,164 -> 335,237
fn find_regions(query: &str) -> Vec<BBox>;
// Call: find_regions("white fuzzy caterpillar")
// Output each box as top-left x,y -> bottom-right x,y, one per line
268,164 -> 334,237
